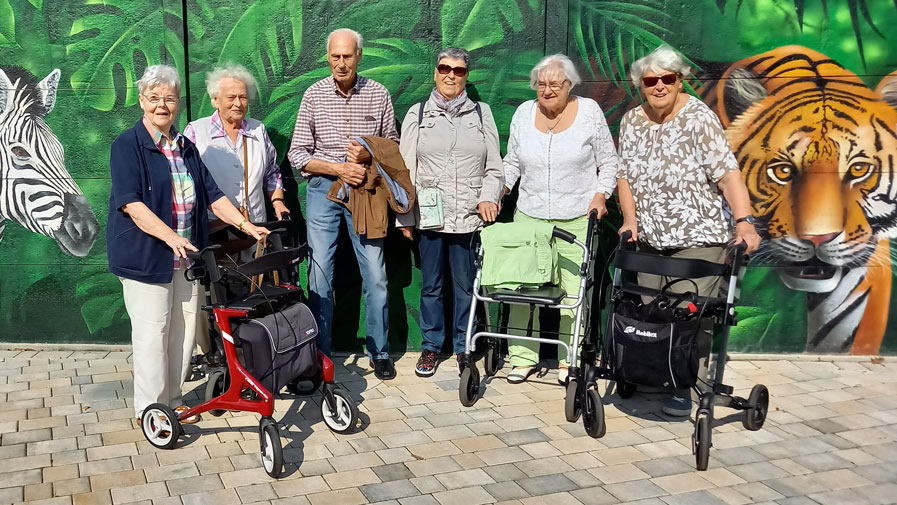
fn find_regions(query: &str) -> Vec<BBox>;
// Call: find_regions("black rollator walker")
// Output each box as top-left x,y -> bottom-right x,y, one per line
587,230 -> 769,470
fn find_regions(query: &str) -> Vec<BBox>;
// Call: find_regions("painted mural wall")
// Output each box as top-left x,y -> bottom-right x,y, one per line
0,0 -> 895,354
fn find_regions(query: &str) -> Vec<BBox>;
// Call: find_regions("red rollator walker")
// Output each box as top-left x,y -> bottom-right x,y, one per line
139,225 -> 358,478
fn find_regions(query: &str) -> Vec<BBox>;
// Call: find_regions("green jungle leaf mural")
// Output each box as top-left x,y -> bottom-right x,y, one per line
0,0 -> 895,357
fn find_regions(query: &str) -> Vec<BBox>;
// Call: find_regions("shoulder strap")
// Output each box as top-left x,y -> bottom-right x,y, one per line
241,138 -> 250,218
418,101 -> 426,126
475,101 -> 482,126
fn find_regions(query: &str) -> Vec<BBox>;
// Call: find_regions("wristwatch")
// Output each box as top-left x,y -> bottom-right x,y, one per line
735,215 -> 756,225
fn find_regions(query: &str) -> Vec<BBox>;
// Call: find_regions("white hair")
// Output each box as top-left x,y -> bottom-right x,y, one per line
529,54 -> 581,90
206,64 -> 258,99
137,65 -> 181,96
630,45 -> 691,87
327,28 -> 363,54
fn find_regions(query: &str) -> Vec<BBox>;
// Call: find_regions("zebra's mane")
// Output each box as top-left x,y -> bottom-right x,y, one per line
0,66 -> 47,118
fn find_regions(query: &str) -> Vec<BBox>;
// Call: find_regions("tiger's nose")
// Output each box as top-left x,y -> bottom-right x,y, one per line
800,232 -> 839,247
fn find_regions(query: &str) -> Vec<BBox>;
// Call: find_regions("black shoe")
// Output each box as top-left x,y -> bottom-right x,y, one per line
374,358 -> 396,380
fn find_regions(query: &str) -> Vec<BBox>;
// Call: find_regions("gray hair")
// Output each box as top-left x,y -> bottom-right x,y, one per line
327,28 -> 363,54
436,47 -> 470,68
529,54 -> 581,90
630,45 -> 691,87
137,65 -> 181,96
206,64 -> 258,99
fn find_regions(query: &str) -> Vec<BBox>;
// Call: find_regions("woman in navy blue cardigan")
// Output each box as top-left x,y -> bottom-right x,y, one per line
107,65 -> 268,426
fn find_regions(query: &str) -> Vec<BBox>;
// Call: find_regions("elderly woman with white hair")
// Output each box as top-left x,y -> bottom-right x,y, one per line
107,64 -> 268,426
502,54 -> 619,384
616,45 -> 759,416
185,64 -> 288,227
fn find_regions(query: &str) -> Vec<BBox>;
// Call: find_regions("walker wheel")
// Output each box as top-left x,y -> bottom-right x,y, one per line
484,342 -> 501,377
564,379 -> 581,422
459,365 -> 480,407
321,387 -> 358,434
742,384 -> 769,431
259,418 -> 283,478
205,370 -> 227,417
694,413 -> 711,471
617,380 -> 637,399
141,403 -> 180,450
582,388 -> 606,438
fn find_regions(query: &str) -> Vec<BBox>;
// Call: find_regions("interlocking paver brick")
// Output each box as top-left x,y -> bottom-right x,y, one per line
515,473 -> 577,496
307,488 -> 368,505
88,470 -> 146,491
324,468 -> 381,489
360,480 -> 421,502
373,463 -> 416,482
234,483 -> 278,503
179,488 -> 241,505
431,486 -> 495,505
71,490 -> 112,505
109,481 -> 168,504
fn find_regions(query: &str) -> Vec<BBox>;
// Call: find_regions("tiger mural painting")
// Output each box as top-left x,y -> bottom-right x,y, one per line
706,46 -> 897,355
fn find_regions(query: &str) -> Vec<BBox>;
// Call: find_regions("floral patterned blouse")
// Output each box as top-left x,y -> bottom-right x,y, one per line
616,96 -> 739,249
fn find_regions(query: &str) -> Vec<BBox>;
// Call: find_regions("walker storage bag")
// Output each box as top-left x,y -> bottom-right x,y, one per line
609,294 -> 701,389
234,302 -> 320,393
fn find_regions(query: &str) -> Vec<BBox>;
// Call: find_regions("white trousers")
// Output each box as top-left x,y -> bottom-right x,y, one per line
121,271 -> 200,418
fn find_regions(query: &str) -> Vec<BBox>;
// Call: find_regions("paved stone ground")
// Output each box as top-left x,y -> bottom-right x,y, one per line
1,349 -> 896,505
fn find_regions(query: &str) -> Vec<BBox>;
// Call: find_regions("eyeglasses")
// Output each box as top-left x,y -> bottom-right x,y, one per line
536,81 -> 568,91
142,94 -> 179,106
436,64 -> 468,77
641,74 -> 678,87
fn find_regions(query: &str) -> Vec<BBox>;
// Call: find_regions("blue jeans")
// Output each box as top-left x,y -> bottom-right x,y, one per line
418,230 -> 476,355
305,175 -> 389,360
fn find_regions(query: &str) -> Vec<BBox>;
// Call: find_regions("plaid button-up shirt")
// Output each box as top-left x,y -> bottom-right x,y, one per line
143,117 -> 194,270
287,75 -> 398,175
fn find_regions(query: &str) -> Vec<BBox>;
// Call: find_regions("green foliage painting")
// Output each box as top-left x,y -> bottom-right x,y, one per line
0,0 -> 896,356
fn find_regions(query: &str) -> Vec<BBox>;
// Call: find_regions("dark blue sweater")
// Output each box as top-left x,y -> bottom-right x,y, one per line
106,119 -> 225,283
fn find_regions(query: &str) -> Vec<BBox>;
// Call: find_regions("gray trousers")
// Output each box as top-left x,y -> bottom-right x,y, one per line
636,243 -> 726,400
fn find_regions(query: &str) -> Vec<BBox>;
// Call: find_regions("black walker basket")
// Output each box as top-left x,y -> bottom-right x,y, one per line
568,230 -> 769,471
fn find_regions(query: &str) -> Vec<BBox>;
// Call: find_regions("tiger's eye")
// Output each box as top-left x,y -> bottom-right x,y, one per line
767,162 -> 794,185
848,162 -> 873,180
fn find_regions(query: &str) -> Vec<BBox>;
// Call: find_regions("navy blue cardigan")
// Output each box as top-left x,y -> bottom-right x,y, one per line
106,119 -> 225,283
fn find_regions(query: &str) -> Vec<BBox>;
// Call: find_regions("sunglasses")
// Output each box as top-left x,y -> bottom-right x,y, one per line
641,74 -> 678,87
436,64 -> 468,77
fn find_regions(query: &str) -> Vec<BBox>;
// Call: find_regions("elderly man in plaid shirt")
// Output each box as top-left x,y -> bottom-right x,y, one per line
287,28 -> 400,380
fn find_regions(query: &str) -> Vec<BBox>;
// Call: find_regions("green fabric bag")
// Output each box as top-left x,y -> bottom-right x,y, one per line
479,221 -> 558,289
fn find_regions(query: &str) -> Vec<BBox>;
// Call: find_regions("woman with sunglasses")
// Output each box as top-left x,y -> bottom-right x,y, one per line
502,54 -> 619,385
397,47 -> 504,377
616,45 -> 759,417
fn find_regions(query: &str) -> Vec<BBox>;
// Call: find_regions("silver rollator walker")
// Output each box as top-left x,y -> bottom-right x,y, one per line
458,211 -> 603,434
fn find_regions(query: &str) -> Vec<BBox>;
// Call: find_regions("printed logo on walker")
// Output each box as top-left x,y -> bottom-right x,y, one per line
624,325 -> 658,338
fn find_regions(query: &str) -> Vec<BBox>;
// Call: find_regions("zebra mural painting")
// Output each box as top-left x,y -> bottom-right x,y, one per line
0,66 -> 98,257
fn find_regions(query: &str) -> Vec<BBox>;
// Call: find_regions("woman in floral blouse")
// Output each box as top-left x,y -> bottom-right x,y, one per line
616,45 -> 760,417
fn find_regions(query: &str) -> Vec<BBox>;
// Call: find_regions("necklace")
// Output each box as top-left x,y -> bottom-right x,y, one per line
543,104 -> 567,132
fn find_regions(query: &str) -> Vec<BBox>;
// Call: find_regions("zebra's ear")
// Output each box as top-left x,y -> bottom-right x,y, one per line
0,68 -> 12,117
37,69 -> 61,115
876,70 -> 897,113
720,67 -> 768,125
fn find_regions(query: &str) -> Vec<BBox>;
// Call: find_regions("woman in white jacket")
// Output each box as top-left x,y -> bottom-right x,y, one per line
502,54 -> 619,384
397,47 -> 504,377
